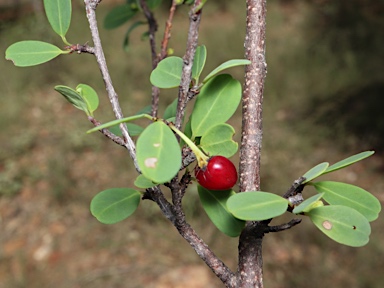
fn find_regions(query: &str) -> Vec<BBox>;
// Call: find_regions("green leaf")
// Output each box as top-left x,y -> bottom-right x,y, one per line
150,56 -> 183,88
123,21 -> 146,52
203,59 -> 251,83
312,181 -> 381,222
307,205 -> 371,247
134,174 -> 156,189
192,45 -> 207,81
302,162 -> 329,184
135,105 -> 152,115
323,151 -> 375,175
198,186 -> 245,237
90,188 -> 141,224
76,84 -> 99,116
163,98 -> 178,120
54,85 -> 88,113
136,121 -> 181,183
227,191 -> 289,221
200,124 -> 238,157
104,4 -> 137,30
86,114 -> 151,133
43,0 -> 71,42
6,41 -> 66,67
191,74 -> 241,137
109,123 -> 144,137
292,193 -> 324,214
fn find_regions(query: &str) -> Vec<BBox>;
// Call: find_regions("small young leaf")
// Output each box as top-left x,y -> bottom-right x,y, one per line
191,74 -> 241,137
43,0 -> 71,41
292,193 -> 324,214
109,123 -> 144,137
302,162 -> 329,184
200,124 -> 238,157
227,191 -> 289,221
54,85 -> 88,114
203,59 -> 251,83
104,4 -> 138,30
198,186 -> 245,237
307,205 -> 371,247
312,181 -> 381,222
163,98 -> 178,120
76,84 -> 99,116
90,188 -> 141,224
323,151 -> 375,175
192,45 -> 207,81
6,41 -> 66,67
150,56 -> 183,88
136,121 -> 181,183
134,174 -> 156,189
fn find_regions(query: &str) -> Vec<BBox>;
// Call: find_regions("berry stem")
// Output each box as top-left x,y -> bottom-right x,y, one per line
167,122 -> 209,167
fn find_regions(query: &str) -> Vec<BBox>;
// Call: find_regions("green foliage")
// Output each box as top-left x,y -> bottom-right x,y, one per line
312,181 -> 381,222
227,192 -> 289,221
150,56 -> 184,88
43,0 -> 72,43
200,124 -> 238,157
109,123 -> 144,137
307,205 -> 371,247
134,174 -> 156,189
292,193 -> 325,214
192,45 -> 207,82
323,151 -> 375,174
90,188 -> 141,224
198,186 -> 245,237
203,59 -> 251,83
302,162 -> 329,184
136,121 -> 181,184
5,41 -> 68,67
104,4 -> 138,30
55,84 -> 99,117
123,21 -> 147,52
163,98 -> 178,120
191,74 -> 241,137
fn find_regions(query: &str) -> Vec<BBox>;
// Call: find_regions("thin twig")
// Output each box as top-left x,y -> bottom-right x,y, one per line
84,0 -> 139,171
160,1 -> 178,60
174,3 -> 202,130
88,116 -> 125,146
265,219 -> 302,233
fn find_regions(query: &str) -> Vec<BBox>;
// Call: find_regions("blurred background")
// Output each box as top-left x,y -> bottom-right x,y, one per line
1,0 -> 383,287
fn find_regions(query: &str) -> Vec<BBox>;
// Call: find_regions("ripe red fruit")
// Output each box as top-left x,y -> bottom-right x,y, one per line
195,156 -> 238,190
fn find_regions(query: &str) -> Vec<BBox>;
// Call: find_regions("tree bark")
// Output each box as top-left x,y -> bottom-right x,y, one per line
238,0 -> 267,287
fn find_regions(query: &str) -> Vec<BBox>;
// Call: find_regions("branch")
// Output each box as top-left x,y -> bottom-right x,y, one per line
84,0 -> 139,171
237,0 -> 267,287
174,3 -> 202,130
265,219 -> 302,233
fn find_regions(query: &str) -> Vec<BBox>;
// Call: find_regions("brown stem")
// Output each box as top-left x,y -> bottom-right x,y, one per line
84,0 -> 139,171
237,0 -> 267,287
174,4 -> 202,130
160,1 -> 178,59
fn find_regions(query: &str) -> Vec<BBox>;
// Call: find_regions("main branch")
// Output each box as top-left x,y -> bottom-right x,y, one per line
237,0 -> 267,287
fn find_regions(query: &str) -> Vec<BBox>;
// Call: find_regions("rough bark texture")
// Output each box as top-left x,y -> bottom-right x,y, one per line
237,0 -> 267,287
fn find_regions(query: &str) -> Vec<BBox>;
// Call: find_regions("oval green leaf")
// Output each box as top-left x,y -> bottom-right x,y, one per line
104,4 -> 137,29
191,74 -> 241,137
134,174 -> 156,189
292,193 -> 324,214
43,0 -> 71,41
54,85 -> 88,113
323,151 -> 375,175
227,191 -> 289,221
200,124 -> 238,157
198,186 -> 245,237
302,162 -> 329,184
308,205 -> 371,247
313,181 -> 381,222
136,121 -> 181,183
150,56 -> 183,88
163,98 -> 178,120
203,59 -> 251,83
109,123 -> 144,137
76,84 -> 99,116
6,41 -> 66,67
90,188 -> 141,224
192,45 -> 207,81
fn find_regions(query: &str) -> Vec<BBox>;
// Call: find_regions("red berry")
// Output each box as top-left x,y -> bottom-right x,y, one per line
195,156 -> 238,190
